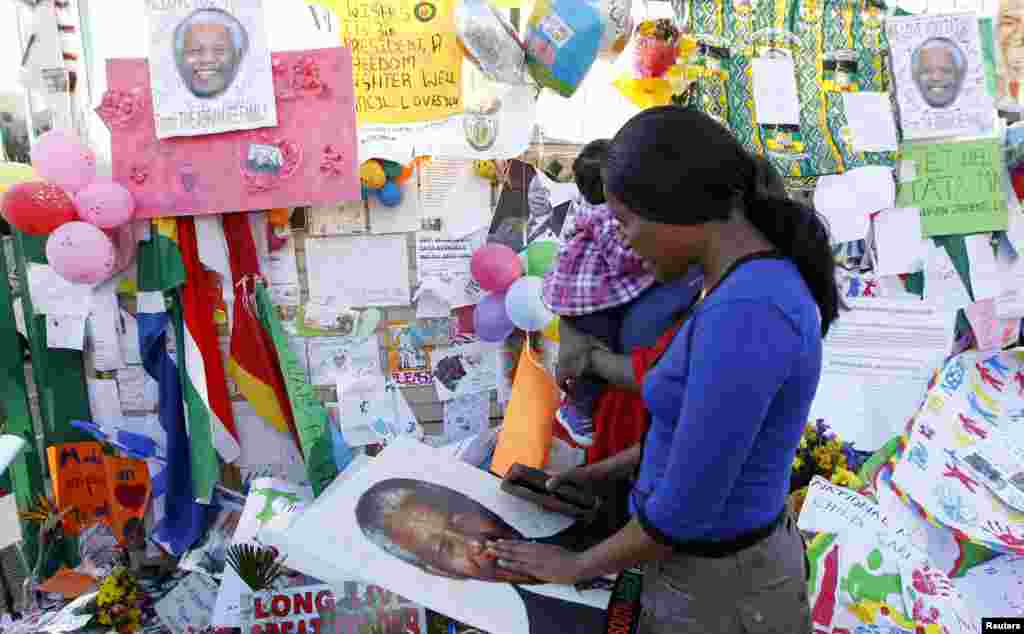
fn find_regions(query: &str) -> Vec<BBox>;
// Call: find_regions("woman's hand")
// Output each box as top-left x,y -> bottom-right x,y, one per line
546,465 -> 601,493
486,540 -> 588,585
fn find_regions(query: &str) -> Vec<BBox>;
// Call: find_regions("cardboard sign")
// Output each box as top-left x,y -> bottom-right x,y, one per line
243,583 -> 426,634
102,454 -> 151,544
47,443 -> 151,540
99,48 -> 359,218
47,443 -> 109,536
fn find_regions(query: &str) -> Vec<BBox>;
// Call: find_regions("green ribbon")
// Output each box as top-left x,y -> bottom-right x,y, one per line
254,282 -> 341,496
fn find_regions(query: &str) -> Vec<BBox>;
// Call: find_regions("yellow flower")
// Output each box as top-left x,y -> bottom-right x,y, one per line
793,456 -> 805,471
799,435 -> 808,449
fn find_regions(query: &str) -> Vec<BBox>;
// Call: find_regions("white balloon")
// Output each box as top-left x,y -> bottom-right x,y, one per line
504,276 -> 554,332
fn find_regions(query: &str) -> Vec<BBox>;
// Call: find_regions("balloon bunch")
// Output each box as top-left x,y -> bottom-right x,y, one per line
471,242 -> 559,342
1,130 -> 136,285
359,159 -> 415,208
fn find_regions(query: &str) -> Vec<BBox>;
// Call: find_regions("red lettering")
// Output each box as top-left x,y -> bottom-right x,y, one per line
281,622 -> 294,634
294,592 -> 313,614
251,626 -> 264,634
402,608 -> 421,634
309,618 -> 322,634
266,624 -> 281,634
272,595 -> 290,618
256,599 -> 272,620
316,590 -> 335,612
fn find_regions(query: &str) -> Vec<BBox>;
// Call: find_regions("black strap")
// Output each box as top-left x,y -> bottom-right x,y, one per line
670,508 -> 786,558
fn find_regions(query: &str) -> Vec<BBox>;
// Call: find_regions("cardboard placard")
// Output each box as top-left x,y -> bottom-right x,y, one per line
47,442 -> 151,541
99,48 -> 359,218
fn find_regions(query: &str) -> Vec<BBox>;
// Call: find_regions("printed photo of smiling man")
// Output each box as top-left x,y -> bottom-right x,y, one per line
912,37 -> 967,109
146,0 -> 278,138
174,8 -> 249,99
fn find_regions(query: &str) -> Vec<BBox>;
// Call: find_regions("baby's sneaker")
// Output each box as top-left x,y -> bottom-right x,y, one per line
556,401 -> 595,448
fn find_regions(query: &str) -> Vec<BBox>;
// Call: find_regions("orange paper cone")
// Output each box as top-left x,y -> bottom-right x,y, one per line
491,346 -> 559,477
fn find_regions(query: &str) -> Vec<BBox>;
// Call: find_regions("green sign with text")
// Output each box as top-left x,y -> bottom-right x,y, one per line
897,138 -> 1008,237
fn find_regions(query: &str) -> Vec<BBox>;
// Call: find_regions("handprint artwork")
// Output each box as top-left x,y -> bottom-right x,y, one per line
892,351 -> 1024,555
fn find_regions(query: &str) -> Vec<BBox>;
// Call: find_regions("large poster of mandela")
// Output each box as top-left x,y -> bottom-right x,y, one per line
146,0 -> 278,138
265,438 -> 613,634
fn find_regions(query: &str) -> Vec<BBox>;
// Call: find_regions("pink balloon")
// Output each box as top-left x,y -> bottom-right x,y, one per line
471,244 -> 522,293
74,180 -> 135,228
46,221 -> 116,284
31,129 -> 96,194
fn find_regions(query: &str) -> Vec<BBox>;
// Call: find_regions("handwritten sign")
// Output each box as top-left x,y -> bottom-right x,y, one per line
102,454 -> 151,544
46,443 -> 150,540
242,583 -> 425,634
896,139 -> 1009,236
797,476 -> 891,536
47,443 -> 109,536
337,0 -> 463,124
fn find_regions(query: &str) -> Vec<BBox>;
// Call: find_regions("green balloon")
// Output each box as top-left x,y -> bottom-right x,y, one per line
379,160 -> 404,180
527,241 -> 558,276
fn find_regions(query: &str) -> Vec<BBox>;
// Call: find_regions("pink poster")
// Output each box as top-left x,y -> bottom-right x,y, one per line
98,48 -> 359,218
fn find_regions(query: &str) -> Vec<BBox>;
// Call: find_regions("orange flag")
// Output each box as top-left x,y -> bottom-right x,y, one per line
490,347 -> 559,477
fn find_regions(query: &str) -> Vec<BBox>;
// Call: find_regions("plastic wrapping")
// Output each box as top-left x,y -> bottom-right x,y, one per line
599,0 -> 634,58
523,0 -> 606,97
612,19 -> 696,108
456,0 -> 530,85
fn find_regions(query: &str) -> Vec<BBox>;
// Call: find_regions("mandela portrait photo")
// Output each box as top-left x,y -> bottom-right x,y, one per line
356,478 -> 543,584
173,8 -> 249,99
911,37 -> 967,109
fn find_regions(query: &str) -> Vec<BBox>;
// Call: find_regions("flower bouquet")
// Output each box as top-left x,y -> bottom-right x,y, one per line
95,566 -> 146,633
633,19 -> 681,78
788,421 -> 868,516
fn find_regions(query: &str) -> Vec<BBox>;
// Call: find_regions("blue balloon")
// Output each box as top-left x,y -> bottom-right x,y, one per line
504,276 -> 553,332
376,181 -> 402,207
474,292 -> 515,342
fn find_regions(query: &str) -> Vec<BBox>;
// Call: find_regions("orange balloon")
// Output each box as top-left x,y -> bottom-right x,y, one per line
395,165 -> 414,184
268,208 -> 291,227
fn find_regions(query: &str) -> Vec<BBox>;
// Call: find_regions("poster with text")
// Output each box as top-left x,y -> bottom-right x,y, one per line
886,13 -> 994,140
263,438 -> 611,634
332,0 -> 463,161
895,138 -> 1008,236
242,582 -> 427,634
146,0 -> 278,139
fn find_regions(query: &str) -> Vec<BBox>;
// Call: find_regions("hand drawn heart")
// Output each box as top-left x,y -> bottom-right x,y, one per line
114,484 -> 147,510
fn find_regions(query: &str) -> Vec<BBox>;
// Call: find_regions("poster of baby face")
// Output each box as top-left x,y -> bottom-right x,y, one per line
145,0 -> 278,138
